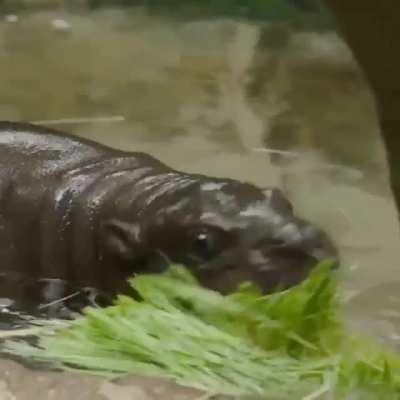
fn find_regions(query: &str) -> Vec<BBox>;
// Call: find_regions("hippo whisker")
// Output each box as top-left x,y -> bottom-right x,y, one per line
155,249 -> 172,266
38,291 -> 81,310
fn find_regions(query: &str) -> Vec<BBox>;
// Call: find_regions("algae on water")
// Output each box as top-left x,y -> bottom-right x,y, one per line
2,261 -> 400,399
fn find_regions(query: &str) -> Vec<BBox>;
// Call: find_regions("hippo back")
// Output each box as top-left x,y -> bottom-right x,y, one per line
0,122 -> 165,307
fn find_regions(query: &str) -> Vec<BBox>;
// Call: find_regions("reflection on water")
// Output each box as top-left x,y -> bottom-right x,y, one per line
0,0 -> 399,375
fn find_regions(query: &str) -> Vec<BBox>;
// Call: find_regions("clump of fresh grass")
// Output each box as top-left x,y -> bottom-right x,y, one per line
2,261 -> 400,399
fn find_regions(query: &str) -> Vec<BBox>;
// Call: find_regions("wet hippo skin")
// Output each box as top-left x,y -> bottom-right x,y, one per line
0,121 -> 338,316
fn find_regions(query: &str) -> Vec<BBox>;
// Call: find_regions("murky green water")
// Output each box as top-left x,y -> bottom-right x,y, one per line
0,2 -> 399,397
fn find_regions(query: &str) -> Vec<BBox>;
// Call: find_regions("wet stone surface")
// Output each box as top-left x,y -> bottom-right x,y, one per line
0,359 -> 231,400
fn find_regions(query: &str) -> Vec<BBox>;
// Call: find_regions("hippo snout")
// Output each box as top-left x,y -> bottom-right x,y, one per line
250,219 -> 339,292
272,218 -> 339,265
196,218 -> 338,295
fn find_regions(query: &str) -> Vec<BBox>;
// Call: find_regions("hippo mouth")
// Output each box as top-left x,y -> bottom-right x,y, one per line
253,246 -> 333,293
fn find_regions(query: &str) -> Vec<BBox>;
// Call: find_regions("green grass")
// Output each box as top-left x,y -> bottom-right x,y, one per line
2,261 -> 400,399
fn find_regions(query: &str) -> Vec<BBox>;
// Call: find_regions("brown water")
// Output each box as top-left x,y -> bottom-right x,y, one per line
0,5 -> 399,399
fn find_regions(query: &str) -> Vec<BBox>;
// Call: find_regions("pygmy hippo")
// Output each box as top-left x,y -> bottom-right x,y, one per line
0,122 -> 338,316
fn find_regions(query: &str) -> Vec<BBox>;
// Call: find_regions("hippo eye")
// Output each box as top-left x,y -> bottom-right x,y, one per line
191,230 -> 217,260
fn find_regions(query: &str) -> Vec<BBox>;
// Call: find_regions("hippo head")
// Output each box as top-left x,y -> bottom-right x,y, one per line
100,177 -> 338,295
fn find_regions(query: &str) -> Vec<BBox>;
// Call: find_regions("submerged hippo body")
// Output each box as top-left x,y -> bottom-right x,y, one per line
0,121 -> 337,316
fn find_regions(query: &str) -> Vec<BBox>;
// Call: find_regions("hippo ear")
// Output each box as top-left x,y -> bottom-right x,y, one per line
262,188 -> 294,214
99,219 -> 142,260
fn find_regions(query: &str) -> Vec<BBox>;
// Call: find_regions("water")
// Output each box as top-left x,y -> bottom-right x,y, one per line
0,3 -> 399,398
